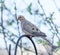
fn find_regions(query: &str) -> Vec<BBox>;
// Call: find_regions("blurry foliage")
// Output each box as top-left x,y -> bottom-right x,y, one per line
57,41 -> 60,47
6,20 -> 14,26
37,40 -> 48,45
27,3 -> 32,15
40,13 -> 44,16
55,48 -> 60,52
45,12 -> 55,23
44,12 -> 60,38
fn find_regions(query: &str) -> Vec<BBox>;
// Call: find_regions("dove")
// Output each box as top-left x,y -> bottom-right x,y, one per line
18,15 -> 46,37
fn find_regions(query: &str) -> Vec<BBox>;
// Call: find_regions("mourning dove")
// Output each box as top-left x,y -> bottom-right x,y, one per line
18,15 -> 46,37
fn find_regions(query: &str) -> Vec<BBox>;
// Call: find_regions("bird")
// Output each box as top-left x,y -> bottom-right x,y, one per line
18,15 -> 47,37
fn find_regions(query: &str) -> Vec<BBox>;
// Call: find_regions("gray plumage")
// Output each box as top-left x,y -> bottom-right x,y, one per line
18,16 -> 46,37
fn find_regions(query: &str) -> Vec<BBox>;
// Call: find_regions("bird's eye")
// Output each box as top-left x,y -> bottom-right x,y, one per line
36,28 -> 38,31
19,16 -> 22,18
32,28 -> 34,30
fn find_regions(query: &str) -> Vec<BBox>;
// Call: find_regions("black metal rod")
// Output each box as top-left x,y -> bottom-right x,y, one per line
9,44 -> 11,55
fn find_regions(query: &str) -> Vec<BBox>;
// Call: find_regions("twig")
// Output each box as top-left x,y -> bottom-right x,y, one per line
1,0 -> 9,54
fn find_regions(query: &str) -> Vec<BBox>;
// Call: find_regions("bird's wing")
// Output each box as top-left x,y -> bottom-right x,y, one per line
22,20 -> 41,34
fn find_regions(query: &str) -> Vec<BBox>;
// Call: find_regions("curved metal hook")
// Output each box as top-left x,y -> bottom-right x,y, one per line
14,35 -> 38,55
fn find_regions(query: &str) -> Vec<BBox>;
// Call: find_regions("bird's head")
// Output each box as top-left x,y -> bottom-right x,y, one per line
18,15 -> 25,21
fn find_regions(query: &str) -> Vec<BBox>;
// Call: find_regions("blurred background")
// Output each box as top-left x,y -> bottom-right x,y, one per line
0,0 -> 60,55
